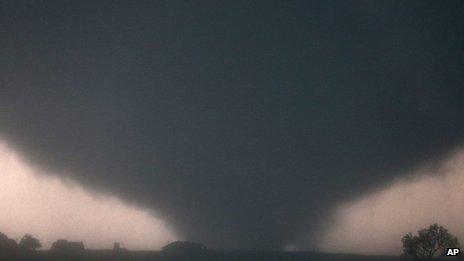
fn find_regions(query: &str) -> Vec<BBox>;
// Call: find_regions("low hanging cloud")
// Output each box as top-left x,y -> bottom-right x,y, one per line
319,149 -> 464,255
0,140 -> 178,250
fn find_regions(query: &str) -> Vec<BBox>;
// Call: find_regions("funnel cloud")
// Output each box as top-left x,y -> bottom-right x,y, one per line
1,0 -> 464,252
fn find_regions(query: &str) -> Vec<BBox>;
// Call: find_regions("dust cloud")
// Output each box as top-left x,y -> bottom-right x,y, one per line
319,149 -> 464,255
0,140 -> 178,250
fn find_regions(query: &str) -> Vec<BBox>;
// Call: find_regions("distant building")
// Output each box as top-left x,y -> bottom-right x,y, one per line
113,242 -> 127,252
50,239 -> 84,253
162,241 -> 207,254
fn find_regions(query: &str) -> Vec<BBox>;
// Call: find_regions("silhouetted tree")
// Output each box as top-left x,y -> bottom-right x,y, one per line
5,239 -> 18,251
0,232 -> 19,256
0,232 -> 10,251
18,234 -> 41,252
0,232 -> 7,242
402,233 -> 418,258
402,224 -> 458,260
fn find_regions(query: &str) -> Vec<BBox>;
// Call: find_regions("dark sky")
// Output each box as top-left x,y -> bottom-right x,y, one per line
1,0 -> 463,250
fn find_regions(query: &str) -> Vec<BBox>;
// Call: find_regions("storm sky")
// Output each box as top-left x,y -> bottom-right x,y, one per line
1,0 -> 464,253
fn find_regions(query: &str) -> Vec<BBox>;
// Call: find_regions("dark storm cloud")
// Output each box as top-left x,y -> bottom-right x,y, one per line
1,0 -> 463,249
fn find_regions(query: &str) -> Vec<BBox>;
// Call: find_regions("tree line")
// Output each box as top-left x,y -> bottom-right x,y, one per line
0,232 -> 41,255
0,224 -> 460,260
